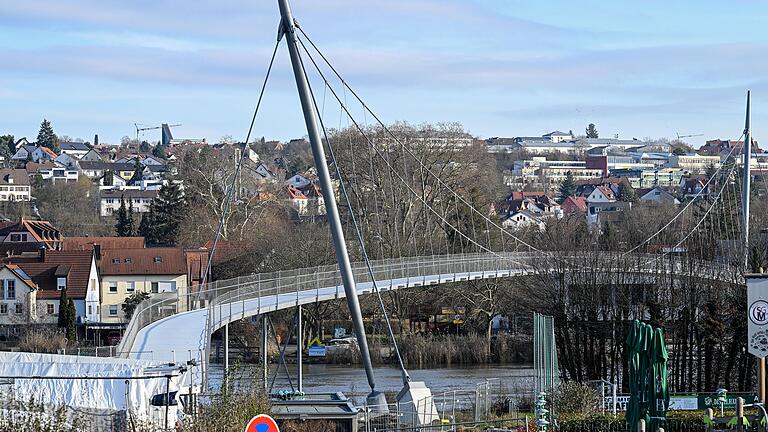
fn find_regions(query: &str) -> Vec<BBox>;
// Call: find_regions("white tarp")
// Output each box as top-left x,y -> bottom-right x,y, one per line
0,352 -> 188,417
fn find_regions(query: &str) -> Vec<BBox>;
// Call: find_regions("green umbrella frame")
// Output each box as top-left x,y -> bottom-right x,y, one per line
627,320 -> 669,432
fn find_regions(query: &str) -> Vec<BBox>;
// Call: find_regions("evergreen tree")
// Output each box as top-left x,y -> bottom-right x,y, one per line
36,119 -> 60,153
585,123 -> 599,139
57,288 -> 69,329
115,195 -> 134,236
66,297 -> 76,341
0,135 -> 15,160
557,171 -> 577,203
127,199 -> 135,236
139,141 -> 151,153
153,181 -> 185,245
152,142 -> 167,159
139,202 -> 159,245
618,185 -> 637,202
129,159 -> 144,185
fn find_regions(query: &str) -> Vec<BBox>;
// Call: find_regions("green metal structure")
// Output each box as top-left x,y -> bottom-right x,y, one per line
627,320 -> 669,432
533,312 -> 559,393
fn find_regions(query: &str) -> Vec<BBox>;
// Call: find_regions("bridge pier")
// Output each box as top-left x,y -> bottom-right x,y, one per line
297,306 -> 303,392
262,314 -> 268,391
224,323 -> 229,371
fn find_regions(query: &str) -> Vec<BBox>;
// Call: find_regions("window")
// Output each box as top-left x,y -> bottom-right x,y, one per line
6,280 -> 14,299
151,282 -> 159,294
112,258 -> 120,264
0,304 -> 6,314
87,305 -> 92,315
47,304 -> 55,314
15,304 -> 22,314
109,282 -> 118,293
21,234 -> 27,241
154,256 -> 162,263
9,234 -> 20,242
126,281 -> 135,292
57,277 -> 66,291
106,198 -> 114,204
124,258 -> 132,264
109,305 -> 118,316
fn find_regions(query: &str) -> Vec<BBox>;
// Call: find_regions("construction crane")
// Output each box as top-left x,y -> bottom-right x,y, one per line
134,123 -> 181,146
676,132 -> 703,143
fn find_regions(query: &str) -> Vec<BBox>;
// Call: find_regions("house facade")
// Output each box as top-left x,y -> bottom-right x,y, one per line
4,250 -> 100,324
99,248 -> 189,323
0,169 -> 31,201
0,264 -> 38,326
99,189 -> 157,216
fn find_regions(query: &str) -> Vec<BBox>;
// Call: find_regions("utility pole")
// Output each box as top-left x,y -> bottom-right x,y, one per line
276,0 -> 386,408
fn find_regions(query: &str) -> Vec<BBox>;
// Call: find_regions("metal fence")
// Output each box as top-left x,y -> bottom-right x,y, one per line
360,378 -> 534,432
116,251 -> 741,385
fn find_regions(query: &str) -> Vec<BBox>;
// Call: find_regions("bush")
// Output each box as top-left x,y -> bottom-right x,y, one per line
552,382 -> 601,418
558,412 -> 706,432
18,327 -> 67,353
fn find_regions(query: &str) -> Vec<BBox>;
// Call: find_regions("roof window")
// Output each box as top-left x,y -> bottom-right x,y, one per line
154,256 -> 162,263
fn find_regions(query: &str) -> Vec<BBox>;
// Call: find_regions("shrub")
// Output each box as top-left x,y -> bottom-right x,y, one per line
551,382 -> 601,418
18,326 -> 67,353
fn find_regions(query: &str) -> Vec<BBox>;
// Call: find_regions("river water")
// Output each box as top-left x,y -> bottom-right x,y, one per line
208,363 -> 535,404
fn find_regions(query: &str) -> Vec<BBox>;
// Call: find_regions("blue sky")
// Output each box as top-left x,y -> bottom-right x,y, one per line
1,0 -> 766,147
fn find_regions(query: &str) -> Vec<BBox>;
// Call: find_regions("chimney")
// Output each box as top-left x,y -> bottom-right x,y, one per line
93,244 -> 101,261
39,246 -> 46,262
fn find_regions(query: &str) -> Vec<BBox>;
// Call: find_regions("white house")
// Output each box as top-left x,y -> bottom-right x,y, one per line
12,145 -> 57,163
585,185 -> 616,203
640,187 -> 680,205
501,210 -> 546,231
100,189 -> 157,216
59,142 -> 90,159
0,169 -> 31,202
26,162 -> 80,184
0,264 -> 38,326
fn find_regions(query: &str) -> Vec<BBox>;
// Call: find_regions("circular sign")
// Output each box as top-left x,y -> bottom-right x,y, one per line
245,414 -> 280,432
750,300 -> 768,325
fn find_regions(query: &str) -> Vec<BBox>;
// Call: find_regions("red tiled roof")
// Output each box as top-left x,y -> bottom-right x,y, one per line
39,146 -> 58,158
5,250 -> 94,300
562,196 -> 588,213
200,240 -> 253,266
0,219 -> 62,250
100,247 -> 186,276
62,237 -> 145,251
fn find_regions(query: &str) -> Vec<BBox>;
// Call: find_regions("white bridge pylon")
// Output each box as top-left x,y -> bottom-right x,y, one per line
121,252 -> 740,384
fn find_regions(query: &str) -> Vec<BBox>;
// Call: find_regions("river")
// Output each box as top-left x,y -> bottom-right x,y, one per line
208,363 -> 535,404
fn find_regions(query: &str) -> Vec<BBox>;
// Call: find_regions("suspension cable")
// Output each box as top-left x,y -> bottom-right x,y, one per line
200,39 -> 281,288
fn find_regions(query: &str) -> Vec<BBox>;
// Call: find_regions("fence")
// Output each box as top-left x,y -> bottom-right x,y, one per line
360,378 -> 533,432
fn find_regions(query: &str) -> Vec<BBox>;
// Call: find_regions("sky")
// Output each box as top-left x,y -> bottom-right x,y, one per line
1,0 -> 766,147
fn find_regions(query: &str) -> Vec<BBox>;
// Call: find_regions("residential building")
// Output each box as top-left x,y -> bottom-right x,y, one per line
680,175 -> 710,197
639,187 -> 680,205
561,196 -> 588,215
79,161 -> 136,182
505,157 -> 603,190
0,219 -> 62,250
0,169 -> 31,201
698,139 -> 760,157
542,131 -> 574,143
502,209 -> 546,231
11,145 -> 57,163
99,248 -> 189,323
80,149 -> 103,162
0,264 -> 38,326
587,201 -> 632,227
26,162 -> 80,184
585,185 -> 616,203
59,142 -> 91,159
4,249 -> 100,324
99,189 -> 157,216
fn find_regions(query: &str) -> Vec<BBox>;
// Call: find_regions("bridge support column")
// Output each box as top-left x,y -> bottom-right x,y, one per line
223,323 -> 229,371
262,314 -> 268,391
297,306 -> 303,392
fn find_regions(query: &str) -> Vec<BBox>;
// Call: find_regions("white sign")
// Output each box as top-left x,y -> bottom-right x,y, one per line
308,346 -> 327,357
604,396 -> 697,411
747,276 -> 768,357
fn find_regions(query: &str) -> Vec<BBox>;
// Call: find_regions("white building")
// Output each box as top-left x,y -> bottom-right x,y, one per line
100,190 -> 157,216
0,169 -> 31,202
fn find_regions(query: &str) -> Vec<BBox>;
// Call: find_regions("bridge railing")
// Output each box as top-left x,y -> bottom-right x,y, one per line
117,251 -> 743,359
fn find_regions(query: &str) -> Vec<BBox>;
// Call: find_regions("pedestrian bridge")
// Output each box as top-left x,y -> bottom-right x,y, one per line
117,252 -> 741,384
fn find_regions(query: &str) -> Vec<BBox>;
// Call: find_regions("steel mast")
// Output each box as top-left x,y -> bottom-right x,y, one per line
743,90 -> 752,270
276,0 -> 386,407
